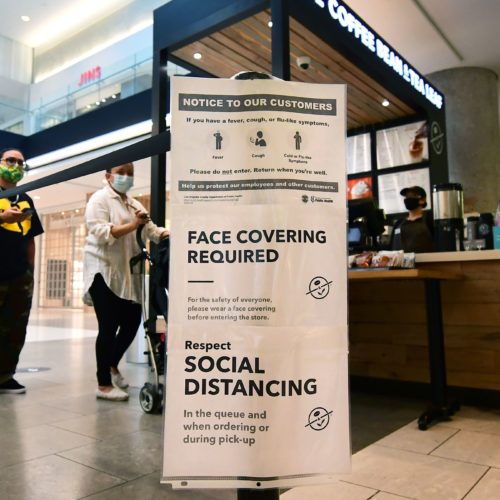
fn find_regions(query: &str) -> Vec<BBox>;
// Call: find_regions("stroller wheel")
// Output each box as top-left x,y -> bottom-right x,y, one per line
139,383 -> 162,414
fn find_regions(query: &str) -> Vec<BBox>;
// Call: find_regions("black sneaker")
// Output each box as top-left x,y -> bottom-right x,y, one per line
0,378 -> 26,394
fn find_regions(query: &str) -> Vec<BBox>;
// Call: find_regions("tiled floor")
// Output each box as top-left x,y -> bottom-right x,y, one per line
0,309 -> 498,499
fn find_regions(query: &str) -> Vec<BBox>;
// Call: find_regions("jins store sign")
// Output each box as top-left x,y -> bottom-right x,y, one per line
312,0 -> 443,110
78,65 -> 101,86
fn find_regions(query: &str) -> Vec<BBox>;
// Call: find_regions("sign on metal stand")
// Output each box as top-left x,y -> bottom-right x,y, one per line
162,75 -> 350,492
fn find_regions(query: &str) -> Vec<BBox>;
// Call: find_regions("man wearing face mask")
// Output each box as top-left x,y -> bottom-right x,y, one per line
0,148 -> 44,394
83,163 -> 168,401
390,185 -> 434,253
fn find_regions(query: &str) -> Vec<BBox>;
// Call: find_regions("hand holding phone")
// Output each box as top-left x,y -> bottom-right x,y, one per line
22,208 -> 34,219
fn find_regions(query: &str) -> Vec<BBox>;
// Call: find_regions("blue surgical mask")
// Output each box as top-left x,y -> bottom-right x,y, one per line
110,174 -> 133,193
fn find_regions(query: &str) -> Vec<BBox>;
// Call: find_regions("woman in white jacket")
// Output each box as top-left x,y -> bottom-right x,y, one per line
84,162 -> 168,401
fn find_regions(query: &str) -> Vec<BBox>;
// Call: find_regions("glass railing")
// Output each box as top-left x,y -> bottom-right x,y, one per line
0,54 -> 189,136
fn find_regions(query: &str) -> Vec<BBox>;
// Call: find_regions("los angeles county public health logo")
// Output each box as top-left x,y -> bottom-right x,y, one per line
305,407 -> 333,431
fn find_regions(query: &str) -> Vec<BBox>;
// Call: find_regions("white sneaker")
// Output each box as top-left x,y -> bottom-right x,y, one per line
111,372 -> 129,390
96,387 -> 129,401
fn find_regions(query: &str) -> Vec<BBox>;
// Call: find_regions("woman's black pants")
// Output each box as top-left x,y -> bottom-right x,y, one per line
89,273 -> 141,386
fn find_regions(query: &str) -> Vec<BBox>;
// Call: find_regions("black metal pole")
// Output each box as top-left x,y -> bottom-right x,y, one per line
150,46 -> 168,227
238,489 -> 281,500
148,46 -> 168,330
236,3 -> 291,498
424,278 -> 447,408
271,0 -> 290,81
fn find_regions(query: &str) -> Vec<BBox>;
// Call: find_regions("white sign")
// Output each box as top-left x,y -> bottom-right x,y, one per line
163,76 -> 350,489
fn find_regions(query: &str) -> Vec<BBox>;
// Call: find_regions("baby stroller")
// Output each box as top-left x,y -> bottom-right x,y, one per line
129,226 -> 170,414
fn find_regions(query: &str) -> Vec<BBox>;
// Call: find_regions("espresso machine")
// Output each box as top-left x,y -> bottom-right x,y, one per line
432,183 -> 464,252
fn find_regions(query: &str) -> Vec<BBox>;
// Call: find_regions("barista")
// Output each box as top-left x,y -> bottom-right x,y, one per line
390,186 -> 434,253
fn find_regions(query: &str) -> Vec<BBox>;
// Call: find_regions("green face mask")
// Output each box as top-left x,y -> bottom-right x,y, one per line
0,164 -> 24,183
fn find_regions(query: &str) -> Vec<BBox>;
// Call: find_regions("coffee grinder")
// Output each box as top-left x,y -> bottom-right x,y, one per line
432,183 -> 464,252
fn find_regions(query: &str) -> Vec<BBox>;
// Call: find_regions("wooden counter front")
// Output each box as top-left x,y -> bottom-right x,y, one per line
348,253 -> 500,392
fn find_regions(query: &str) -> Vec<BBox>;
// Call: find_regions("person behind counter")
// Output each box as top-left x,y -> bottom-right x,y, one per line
390,185 -> 434,253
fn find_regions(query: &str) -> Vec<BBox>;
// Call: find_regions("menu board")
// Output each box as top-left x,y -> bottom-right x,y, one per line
378,168 -> 431,214
347,132 -> 371,174
376,120 -> 428,169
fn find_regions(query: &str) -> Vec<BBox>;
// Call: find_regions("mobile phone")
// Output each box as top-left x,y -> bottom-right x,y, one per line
22,208 -> 34,216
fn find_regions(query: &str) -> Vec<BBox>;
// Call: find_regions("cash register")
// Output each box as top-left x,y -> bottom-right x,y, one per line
348,198 -> 386,253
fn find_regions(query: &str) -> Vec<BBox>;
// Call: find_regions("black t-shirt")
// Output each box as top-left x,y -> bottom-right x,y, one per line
0,190 -> 44,280
391,212 -> 434,253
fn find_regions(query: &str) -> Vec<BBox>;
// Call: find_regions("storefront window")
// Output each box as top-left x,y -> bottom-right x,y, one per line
38,211 -> 86,308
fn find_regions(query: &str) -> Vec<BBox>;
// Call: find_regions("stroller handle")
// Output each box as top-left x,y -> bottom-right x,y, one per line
136,224 -> 146,252
129,225 -> 151,273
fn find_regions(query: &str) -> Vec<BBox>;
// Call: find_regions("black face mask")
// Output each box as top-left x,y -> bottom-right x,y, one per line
404,198 -> 421,211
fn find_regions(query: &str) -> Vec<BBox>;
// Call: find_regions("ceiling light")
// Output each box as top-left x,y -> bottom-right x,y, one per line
111,94 -> 117,99
382,99 -> 390,107
95,101 -> 100,105
21,15 -> 30,22
193,52 -> 202,60
268,21 -> 273,28
101,98 -> 106,102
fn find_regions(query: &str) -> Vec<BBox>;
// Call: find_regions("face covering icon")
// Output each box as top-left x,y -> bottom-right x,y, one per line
0,164 -> 24,184
111,174 -> 134,193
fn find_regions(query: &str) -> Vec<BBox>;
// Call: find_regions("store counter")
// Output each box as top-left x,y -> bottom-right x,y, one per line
348,249 -> 500,425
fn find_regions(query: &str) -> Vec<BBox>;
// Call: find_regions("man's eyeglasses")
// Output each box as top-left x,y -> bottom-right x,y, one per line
0,157 -> 27,168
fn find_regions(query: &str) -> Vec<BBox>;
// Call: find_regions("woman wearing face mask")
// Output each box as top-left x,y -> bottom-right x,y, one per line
0,148 -> 44,394
390,185 -> 434,253
83,162 -> 168,401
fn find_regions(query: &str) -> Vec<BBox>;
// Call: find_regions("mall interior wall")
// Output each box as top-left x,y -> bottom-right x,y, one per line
32,0 -> 171,81
428,67 -> 500,213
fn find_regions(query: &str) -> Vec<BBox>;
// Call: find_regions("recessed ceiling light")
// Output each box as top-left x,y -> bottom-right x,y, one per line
193,52 -> 202,60
111,94 -> 117,99
268,21 -> 273,28
95,101 -> 100,105
382,99 -> 390,107
101,98 -> 106,102
21,15 -> 30,22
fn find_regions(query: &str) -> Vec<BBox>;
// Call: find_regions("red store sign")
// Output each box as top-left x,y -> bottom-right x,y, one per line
78,65 -> 101,86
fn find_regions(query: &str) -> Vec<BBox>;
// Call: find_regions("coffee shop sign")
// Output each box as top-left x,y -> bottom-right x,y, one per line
312,0 -> 443,110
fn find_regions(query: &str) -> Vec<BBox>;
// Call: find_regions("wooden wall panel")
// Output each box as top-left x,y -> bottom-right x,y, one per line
348,259 -> 500,392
